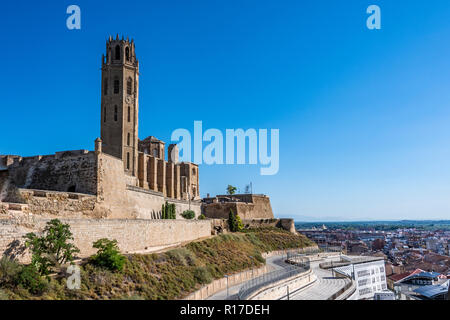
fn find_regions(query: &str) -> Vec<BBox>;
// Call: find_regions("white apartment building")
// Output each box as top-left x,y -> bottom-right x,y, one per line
333,256 -> 388,300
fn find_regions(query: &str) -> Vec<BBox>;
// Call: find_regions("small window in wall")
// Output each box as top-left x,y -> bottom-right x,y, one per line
114,106 -> 118,121
127,78 -> 132,95
114,78 -> 119,94
127,106 -> 130,122
127,133 -> 130,146
192,168 -> 196,176
68,185 -> 76,192
126,152 -> 130,170
115,45 -> 120,60
103,79 -> 108,95
153,148 -> 158,157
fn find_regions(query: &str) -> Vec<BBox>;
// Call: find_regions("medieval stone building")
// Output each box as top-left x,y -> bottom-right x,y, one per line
0,35 -> 200,219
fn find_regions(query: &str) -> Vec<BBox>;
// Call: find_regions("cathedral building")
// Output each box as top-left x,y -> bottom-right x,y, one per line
0,36 -> 200,219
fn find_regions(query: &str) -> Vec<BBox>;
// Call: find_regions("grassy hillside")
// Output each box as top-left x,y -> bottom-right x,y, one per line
0,227 -> 314,300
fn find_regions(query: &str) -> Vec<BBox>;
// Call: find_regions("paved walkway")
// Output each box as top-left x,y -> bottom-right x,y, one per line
207,253 -> 350,300
207,254 -> 289,300
289,257 -> 351,300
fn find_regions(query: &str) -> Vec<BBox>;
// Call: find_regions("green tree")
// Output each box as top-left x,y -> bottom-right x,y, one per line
24,219 -> 80,276
162,202 -> 176,219
235,214 -> 244,232
91,238 -> 126,271
228,209 -> 244,232
226,185 -> 237,195
228,209 -> 237,232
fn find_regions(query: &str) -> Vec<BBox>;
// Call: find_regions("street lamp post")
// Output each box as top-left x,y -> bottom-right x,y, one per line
225,275 -> 229,299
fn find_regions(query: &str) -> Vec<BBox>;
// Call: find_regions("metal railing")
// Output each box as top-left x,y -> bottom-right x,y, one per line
238,258 -> 310,300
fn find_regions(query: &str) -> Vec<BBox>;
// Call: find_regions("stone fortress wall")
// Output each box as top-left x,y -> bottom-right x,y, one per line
0,216 -> 211,262
202,194 -> 275,220
0,150 -> 202,220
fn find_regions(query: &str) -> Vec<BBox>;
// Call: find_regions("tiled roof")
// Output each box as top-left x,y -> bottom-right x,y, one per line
388,268 -> 425,282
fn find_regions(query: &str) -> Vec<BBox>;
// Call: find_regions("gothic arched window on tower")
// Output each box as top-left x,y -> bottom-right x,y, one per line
114,78 -> 119,94
114,105 -> 118,121
127,78 -> 132,95
104,79 -> 108,95
127,133 -> 130,146
115,45 -> 120,60
126,152 -> 130,170
125,47 -> 130,61
127,106 -> 131,122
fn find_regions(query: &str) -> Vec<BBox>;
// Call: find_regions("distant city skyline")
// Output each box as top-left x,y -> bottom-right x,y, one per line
1,1 -> 450,220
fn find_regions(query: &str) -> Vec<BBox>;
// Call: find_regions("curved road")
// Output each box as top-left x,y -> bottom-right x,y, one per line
208,254 -> 350,300
207,254 -> 289,300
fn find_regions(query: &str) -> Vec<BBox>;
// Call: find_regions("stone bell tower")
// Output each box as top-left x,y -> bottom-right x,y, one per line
100,35 -> 139,176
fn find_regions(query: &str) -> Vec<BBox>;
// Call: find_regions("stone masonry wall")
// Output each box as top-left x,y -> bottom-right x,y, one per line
0,217 -> 211,262
202,195 -> 274,220
96,152 -> 201,219
4,151 -> 97,198
15,189 -> 97,218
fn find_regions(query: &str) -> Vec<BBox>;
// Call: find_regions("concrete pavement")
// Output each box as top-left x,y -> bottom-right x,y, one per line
288,256 -> 351,300
207,254 -> 289,300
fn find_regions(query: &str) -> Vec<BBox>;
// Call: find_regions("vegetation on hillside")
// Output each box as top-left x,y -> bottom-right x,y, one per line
0,227 -> 314,300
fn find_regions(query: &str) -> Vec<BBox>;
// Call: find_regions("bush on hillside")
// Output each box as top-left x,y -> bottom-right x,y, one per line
16,265 -> 48,294
24,219 -> 80,276
90,238 -> 126,271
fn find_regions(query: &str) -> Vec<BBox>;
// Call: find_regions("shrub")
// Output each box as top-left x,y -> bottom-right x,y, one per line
16,265 -> 47,294
193,266 -> 212,284
24,219 -> 80,276
235,214 -> 244,232
198,214 -> 206,220
181,210 -> 195,219
167,248 -> 198,266
228,210 -> 243,232
90,238 -> 126,271
0,257 -> 21,285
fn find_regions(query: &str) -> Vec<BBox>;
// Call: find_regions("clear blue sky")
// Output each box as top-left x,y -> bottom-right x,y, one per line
1,1 -> 450,221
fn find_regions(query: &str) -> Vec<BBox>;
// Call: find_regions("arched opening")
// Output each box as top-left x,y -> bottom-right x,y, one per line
114,106 -> 118,121
127,132 -> 130,146
104,107 -> 106,122
125,47 -> 130,61
68,185 -> 76,192
115,45 -> 120,60
127,106 -> 130,122
126,152 -> 130,170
